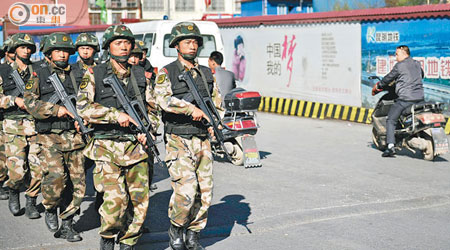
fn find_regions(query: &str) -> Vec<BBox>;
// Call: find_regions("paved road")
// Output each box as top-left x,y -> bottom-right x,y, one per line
1,112 -> 450,250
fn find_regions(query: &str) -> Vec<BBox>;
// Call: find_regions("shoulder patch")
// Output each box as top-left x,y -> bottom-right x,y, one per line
25,81 -> 33,90
80,76 -> 90,89
88,67 -> 94,74
156,74 -> 166,84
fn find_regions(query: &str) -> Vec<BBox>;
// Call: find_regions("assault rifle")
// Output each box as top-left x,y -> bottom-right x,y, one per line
47,72 -> 93,138
178,69 -> 233,162
9,70 -> 26,96
103,74 -> 163,166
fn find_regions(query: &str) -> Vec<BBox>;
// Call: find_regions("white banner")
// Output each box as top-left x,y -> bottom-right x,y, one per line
220,23 -> 362,106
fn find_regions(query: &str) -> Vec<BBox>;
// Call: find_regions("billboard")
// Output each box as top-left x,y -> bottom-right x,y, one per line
220,22 -> 362,107
361,19 -> 450,108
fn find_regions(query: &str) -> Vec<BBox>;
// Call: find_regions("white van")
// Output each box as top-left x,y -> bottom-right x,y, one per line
125,20 -> 225,71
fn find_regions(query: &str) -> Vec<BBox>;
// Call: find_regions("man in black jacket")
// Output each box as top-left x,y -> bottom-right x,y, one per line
372,45 -> 424,157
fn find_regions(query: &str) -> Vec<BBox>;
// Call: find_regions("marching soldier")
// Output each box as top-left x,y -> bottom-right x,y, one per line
0,33 -> 42,219
138,40 -> 156,83
127,40 -> 144,66
154,22 -> 224,250
24,32 -> 85,242
3,37 -> 15,65
73,33 -> 99,73
0,45 -> 8,200
77,25 -> 157,250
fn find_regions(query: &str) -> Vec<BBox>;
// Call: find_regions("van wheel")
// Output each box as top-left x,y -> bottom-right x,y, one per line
423,138 -> 435,161
372,128 -> 386,151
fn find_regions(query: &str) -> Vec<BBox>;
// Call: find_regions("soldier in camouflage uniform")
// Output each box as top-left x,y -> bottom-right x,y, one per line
154,22 -> 224,250
127,40 -> 144,66
3,37 -> 15,65
0,45 -> 8,200
77,25 -> 158,250
73,33 -> 99,74
0,33 -> 42,219
24,32 -> 85,242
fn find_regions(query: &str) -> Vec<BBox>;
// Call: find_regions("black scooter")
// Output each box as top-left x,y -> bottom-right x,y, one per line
213,88 -> 262,167
370,76 -> 449,160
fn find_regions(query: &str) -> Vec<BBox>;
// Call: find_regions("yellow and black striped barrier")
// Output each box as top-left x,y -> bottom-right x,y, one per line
258,96 -> 373,124
257,96 -> 450,134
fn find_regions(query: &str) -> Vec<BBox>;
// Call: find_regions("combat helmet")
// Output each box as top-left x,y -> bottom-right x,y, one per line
43,32 -> 75,55
131,40 -> 144,55
10,33 -> 36,54
2,37 -> 14,53
101,25 -> 135,50
75,33 -> 100,52
169,22 -> 203,48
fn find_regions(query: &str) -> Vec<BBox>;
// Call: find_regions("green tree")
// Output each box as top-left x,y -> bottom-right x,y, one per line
385,0 -> 442,7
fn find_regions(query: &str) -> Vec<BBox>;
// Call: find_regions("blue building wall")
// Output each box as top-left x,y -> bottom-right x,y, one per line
241,0 -> 313,17
241,0 -> 386,16
314,0 -> 385,12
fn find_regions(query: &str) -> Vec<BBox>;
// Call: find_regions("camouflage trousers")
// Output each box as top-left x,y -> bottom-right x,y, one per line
165,134 -> 213,232
40,139 -> 85,219
0,130 -> 7,182
93,160 -> 149,246
4,134 -> 41,197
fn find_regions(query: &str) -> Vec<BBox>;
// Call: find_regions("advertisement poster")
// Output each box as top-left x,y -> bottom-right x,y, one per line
361,19 -> 450,108
220,23 -> 362,107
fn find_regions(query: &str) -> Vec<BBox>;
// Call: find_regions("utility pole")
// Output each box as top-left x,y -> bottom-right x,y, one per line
166,0 -> 171,19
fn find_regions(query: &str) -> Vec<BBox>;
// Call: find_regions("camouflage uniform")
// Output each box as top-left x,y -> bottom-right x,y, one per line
24,33 -> 86,240
0,34 -> 42,218
76,25 -> 158,247
0,63 -> 8,199
154,22 -> 223,250
72,33 -> 99,75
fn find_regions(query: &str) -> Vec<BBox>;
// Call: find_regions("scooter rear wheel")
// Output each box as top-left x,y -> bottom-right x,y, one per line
423,138 -> 435,161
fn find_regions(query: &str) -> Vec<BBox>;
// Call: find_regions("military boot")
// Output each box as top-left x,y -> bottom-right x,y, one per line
0,181 -> 8,200
100,237 -> 115,250
45,208 -> 59,232
25,195 -> 41,219
119,242 -> 135,250
8,188 -> 21,216
54,216 -> 82,242
185,230 -> 205,250
169,224 -> 186,250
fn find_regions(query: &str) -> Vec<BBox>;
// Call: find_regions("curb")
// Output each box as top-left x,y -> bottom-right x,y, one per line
258,96 -> 374,124
257,96 -> 450,134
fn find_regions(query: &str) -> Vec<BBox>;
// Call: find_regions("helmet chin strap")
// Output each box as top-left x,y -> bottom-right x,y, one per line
80,56 -> 94,65
177,48 -> 197,63
49,55 -> 69,69
110,54 -> 130,64
17,55 -> 31,65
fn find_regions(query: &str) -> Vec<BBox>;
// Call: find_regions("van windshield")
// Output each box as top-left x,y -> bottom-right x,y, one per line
163,34 -> 216,57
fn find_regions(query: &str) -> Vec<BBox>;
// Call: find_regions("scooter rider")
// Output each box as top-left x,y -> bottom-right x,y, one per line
372,45 -> 424,157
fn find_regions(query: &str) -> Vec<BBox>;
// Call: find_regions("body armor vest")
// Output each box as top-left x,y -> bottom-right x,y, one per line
1,64 -> 32,119
0,64 -> 12,121
35,66 -> 77,133
92,63 -> 147,138
162,60 -> 214,137
70,61 -> 90,82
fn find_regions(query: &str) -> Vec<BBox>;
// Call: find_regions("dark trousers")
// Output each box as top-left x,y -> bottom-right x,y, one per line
386,100 -> 419,145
